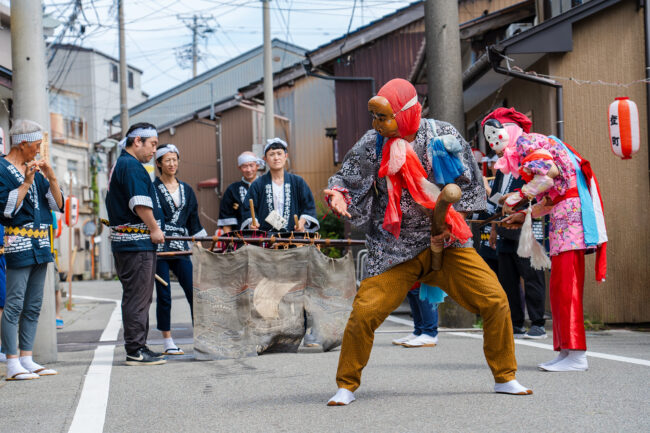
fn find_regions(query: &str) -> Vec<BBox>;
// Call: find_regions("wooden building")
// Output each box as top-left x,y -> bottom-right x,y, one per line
413,0 -> 649,323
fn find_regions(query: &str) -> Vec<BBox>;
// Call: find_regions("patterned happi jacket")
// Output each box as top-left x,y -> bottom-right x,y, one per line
328,118 -> 486,277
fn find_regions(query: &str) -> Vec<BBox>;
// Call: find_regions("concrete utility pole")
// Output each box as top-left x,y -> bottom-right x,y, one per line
192,15 -> 198,78
10,0 -> 57,363
176,14 -> 213,78
118,0 -> 129,133
424,0 -> 465,133
262,0 -> 275,141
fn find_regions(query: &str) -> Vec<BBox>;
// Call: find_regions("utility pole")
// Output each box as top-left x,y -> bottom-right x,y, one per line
424,0 -> 465,133
262,0 -> 275,141
192,15 -> 198,78
10,0 -> 57,363
176,14 -> 214,78
118,0 -> 129,133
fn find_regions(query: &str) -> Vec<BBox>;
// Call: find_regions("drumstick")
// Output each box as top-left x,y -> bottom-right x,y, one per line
155,274 -> 168,287
41,131 -> 49,162
249,199 -> 257,227
294,214 -> 299,230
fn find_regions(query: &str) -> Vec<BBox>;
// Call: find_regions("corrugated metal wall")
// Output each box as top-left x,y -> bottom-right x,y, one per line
130,47 -> 304,128
459,0 -> 526,22
275,76 -> 337,207
332,21 -> 425,157
220,105 -> 255,189
158,119 -> 220,235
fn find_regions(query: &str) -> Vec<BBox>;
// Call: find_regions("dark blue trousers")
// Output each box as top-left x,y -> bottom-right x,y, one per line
155,257 -> 193,332
406,287 -> 439,337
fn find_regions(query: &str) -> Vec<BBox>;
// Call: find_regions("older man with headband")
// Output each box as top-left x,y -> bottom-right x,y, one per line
0,119 -> 64,380
217,151 -> 264,232
106,122 -> 166,366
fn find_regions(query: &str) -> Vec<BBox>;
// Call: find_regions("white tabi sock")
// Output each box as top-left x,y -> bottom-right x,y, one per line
327,388 -> 356,406
538,349 -> 569,369
539,350 -> 588,372
19,355 -> 58,375
494,379 -> 533,395
7,357 -> 38,380
163,338 -> 177,351
0,352 -> 6,362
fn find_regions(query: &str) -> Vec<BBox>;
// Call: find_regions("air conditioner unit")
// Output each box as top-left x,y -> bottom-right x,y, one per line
505,23 -> 533,39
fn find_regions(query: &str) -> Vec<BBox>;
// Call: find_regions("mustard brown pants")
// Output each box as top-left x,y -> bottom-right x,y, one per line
336,247 -> 517,391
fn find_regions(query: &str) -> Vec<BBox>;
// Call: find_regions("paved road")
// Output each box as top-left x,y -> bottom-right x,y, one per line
1,280 -> 648,432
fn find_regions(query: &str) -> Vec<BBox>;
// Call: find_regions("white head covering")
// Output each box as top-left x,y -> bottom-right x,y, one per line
155,143 -> 179,160
118,126 -> 158,149
263,138 -> 288,155
11,131 -> 43,145
237,152 -> 265,168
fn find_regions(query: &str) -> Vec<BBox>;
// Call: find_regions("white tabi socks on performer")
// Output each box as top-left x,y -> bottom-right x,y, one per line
327,388 -> 356,406
494,379 -> 533,395
537,349 -> 569,369
539,350 -> 588,372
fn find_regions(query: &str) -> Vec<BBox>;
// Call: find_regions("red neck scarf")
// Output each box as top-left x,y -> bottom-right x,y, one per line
376,79 -> 471,242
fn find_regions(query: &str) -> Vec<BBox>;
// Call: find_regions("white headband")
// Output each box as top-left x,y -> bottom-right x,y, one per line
263,138 -> 288,155
238,153 -> 264,168
11,131 -> 43,145
156,144 -> 179,160
118,127 -> 158,149
399,95 -> 418,113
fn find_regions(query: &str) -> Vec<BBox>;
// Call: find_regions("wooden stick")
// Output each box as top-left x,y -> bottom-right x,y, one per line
249,199 -> 257,227
157,251 -> 193,257
294,214 -> 299,230
165,235 -> 366,246
41,131 -> 49,162
154,274 -> 168,287
431,184 -> 462,271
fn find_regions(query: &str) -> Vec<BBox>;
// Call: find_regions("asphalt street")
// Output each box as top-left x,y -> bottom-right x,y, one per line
1,280 -> 648,433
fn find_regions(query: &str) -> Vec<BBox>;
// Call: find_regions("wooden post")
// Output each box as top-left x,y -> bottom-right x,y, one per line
66,171 -> 73,310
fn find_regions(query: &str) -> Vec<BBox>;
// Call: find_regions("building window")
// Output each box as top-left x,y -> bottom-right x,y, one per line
128,71 -> 134,89
110,63 -> 118,83
67,159 -> 78,179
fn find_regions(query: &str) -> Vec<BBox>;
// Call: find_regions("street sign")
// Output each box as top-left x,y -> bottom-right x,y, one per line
82,220 -> 96,237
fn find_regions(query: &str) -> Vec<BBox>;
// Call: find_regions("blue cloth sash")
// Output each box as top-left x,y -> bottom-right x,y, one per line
548,135 -> 598,247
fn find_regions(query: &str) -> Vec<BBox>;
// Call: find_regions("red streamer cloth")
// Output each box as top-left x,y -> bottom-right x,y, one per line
375,79 -> 471,242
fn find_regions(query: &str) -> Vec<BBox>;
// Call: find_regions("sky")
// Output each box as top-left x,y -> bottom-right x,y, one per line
30,0 -> 418,99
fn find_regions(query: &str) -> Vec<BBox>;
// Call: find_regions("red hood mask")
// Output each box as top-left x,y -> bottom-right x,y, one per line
376,79 -> 471,242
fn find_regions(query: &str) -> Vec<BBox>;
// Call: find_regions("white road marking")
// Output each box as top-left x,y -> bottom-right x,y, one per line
68,296 -> 121,433
387,315 -> 650,367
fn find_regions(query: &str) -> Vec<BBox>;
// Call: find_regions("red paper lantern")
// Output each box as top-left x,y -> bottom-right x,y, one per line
54,212 -> 63,238
608,97 -> 640,160
65,196 -> 79,226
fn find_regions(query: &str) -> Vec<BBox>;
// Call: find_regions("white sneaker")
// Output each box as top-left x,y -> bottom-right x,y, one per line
402,334 -> 438,348
539,350 -> 588,372
392,333 -> 418,346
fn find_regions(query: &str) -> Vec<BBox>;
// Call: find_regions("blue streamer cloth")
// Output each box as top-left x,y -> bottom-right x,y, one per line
419,283 -> 447,305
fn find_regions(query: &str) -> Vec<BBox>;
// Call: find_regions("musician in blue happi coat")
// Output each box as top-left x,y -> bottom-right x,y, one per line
153,143 -> 207,355
0,119 -> 64,380
217,151 -> 264,232
241,138 -> 319,233
106,122 -> 167,366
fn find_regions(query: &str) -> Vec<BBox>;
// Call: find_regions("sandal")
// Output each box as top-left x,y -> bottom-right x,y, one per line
6,370 -> 40,381
163,347 -> 184,355
32,367 -> 58,376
